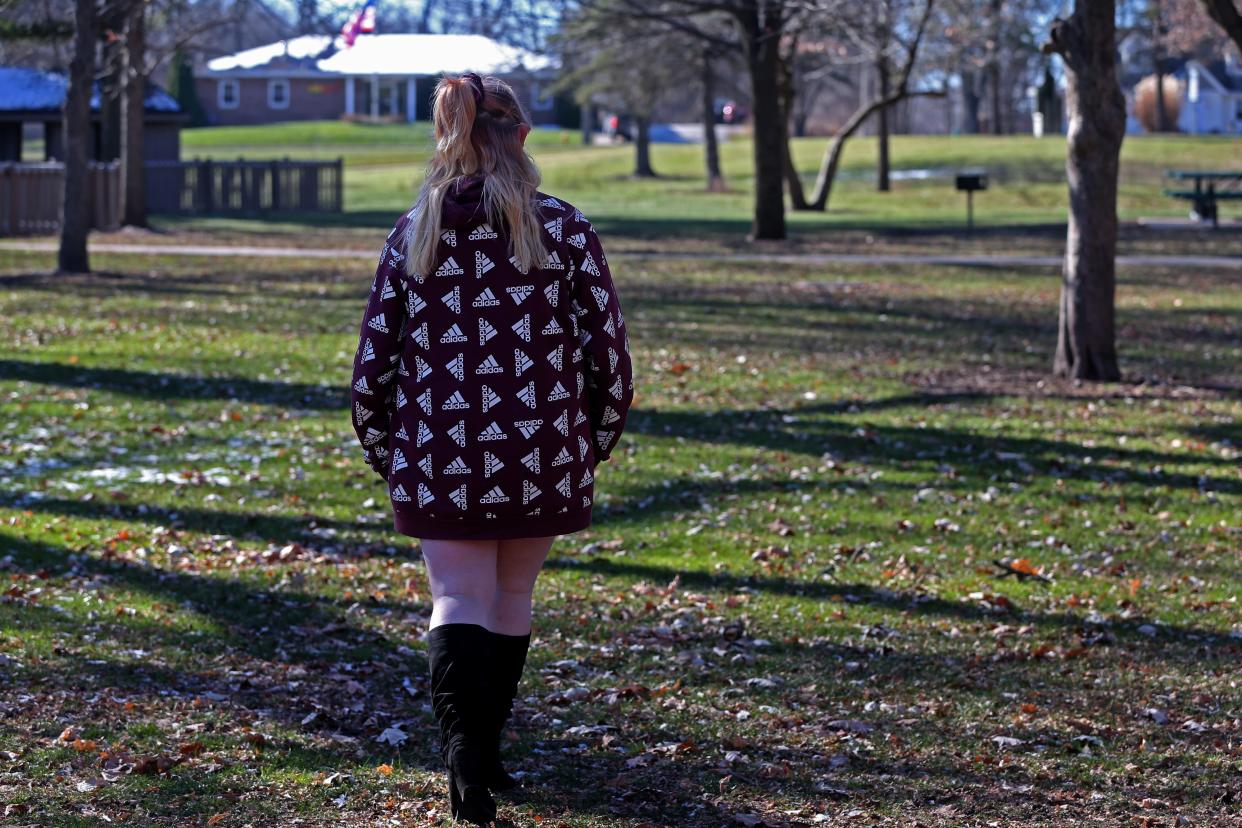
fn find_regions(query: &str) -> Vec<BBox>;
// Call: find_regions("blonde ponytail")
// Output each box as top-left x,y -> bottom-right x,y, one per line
405,74 -> 545,278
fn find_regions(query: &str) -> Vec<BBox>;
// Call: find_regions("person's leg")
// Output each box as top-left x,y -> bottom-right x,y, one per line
491,536 -> 556,635
421,539 -> 499,629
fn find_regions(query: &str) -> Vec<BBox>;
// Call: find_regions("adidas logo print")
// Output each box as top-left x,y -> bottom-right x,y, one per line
542,318 -> 563,336
596,429 -> 615,448
442,390 -> 469,410
507,285 -> 534,305
553,410 -> 569,436
416,421 -> 433,447
395,387 -> 410,410
541,196 -> 563,209
582,495 -> 591,508
512,314 -> 531,342
390,448 -> 408,472
581,251 -> 601,278
393,424 -> 409,442
555,472 -> 572,498
484,451 -> 504,476
360,339 -> 376,363
413,388 -> 428,414
521,448 -> 541,474
547,345 -> 563,371
545,250 -> 564,270
408,292 -> 427,315
448,420 -> 466,447
417,482 -> 435,506
609,375 -> 625,400
543,217 -> 562,242
516,419 -> 542,438
441,229 -> 457,247
413,322 -> 429,349
527,507 -> 542,517
377,367 -> 396,386
580,329 -> 593,347
444,456 -> 471,475
417,453 -> 433,478
580,468 -> 594,488
480,485 -> 510,504
362,426 -> 385,445
450,484 -> 468,509
608,347 -> 619,372
479,421 -> 507,441
479,319 -> 498,345
573,208 -> 587,223
473,288 -> 500,307
446,354 -> 464,382
373,445 -> 389,463
576,371 -> 585,397
476,354 -> 503,374
368,313 -> 389,334
391,483 -> 412,503
353,376 -> 373,395
517,381 -> 537,409
579,435 -> 590,461
441,286 -> 461,314
567,232 -> 587,249
575,409 -> 587,426
551,446 -> 572,466
508,254 -> 529,274
523,480 -> 542,504
440,323 -> 467,344
475,250 -> 495,277
601,405 -> 621,425
436,256 -> 464,277
415,355 -> 432,382
481,385 -> 501,412
603,315 -> 616,338
547,381 -> 570,401
515,349 -> 534,376
469,223 -> 498,240
398,358 -> 409,377
591,285 -> 610,312
544,282 -> 559,307
379,276 -> 397,301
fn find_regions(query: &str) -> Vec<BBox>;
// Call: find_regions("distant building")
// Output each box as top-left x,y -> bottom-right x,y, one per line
1176,58 -> 1242,134
196,33 -> 561,127
0,66 -> 183,162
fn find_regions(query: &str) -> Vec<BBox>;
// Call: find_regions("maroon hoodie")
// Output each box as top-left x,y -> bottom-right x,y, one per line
349,176 -> 634,539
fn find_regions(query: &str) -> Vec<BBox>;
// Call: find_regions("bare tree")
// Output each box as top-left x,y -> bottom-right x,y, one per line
1197,0 -> 1242,51
58,0 -> 97,274
1043,0 -> 1125,381
120,0 -> 146,226
788,0 -> 941,212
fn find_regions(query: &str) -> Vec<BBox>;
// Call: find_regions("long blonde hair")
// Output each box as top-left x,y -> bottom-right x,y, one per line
405,74 -> 545,277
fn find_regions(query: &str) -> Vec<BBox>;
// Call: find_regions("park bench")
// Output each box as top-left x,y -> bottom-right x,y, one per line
1163,170 -> 1242,227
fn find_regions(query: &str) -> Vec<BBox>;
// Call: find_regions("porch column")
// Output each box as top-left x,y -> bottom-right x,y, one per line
370,74 -> 379,119
345,77 -> 355,115
406,77 -> 417,123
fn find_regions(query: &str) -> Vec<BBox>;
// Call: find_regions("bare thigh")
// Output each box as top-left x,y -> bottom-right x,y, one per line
496,536 -> 556,593
421,539 -> 499,611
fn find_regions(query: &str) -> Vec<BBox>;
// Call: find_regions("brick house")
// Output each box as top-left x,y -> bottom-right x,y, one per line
196,33 -> 560,127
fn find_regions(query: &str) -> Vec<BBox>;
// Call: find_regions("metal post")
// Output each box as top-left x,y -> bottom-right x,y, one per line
967,190 -> 974,232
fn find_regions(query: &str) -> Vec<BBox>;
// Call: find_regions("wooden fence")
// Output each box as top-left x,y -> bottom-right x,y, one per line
145,158 -> 343,215
0,162 -> 120,236
0,157 -> 342,236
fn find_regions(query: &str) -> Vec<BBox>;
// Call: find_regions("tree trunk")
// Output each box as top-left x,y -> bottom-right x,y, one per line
121,0 -> 147,227
580,104 -> 592,146
988,0 -> 1004,134
743,18 -> 787,240
778,53 -> 809,209
633,117 -> 655,177
1153,0 -> 1167,132
1198,0 -> 1242,53
59,0 -> 97,275
961,68 -> 981,134
876,57 -> 891,191
1045,1 -> 1125,381
701,56 -> 725,192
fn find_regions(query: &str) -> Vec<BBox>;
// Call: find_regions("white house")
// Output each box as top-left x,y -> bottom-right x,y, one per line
1178,57 -> 1242,135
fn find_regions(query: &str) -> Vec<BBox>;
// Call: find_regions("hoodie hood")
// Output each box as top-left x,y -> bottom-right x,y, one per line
442,174 -> 487,228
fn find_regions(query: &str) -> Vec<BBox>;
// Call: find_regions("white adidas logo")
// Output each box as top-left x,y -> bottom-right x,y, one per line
353,376 -> 373,395
609,375 -> 624,400
412,322 -> 429,349
544,282 -> 559,307
444,456 -> 471,475
603,315 -> 616,337
415,356 -> 432,382
441,229 -> 457,247
469,223 -> 498,240
441,323 -> 467,343
507,285 -> 534,305
476,355 -> 503,374
481,385 -> 501,412
377,367 -> 396,385
417,482 -> 435,506
391,483 -> 412,503
542,318 -> 563,336
397,358 -> 409,377
479,319 -> 498,345
360,339 -> 376,363
379,276 -> 397,300
362,426 -> 384,446
442,286 -> 461,314
517,381 -> 537,409
591,285 -> 610,312
547,381 -> 569,401
523,480 -> 542,504
601,405 -> 621,424
414,388 -> 429,414
450,484 -> 468,509
442,390 -> 468,410
547,345 -> 563,371
475,250 -> 494,277
521,448 -> 541,473
551,446 -> 572,466
543,217 -> 562,242
436,256 -> 464,277
608,347 -> 619,373
579,468 -> 593,488
446,354 -> 464,382
515,349 -> 534,376
578,435 -> 590,461
567,232 -> 587,249
394,387 -> 409,411
512,314 -> 531,342
541,196 -> 563,209
553,410 -> 569,436
483,451 -> 504,476
555,472 -> 572,498
416,421 -> 433,447
417,453 -> 433,478
545,250 -> 564,270
479,421 -> 507,441
367,313 -> 389,334
393,424 -> 409,442
408,292 -> 427,316
582,251 -> 601,278
480,485 -> 509,504
473,288 -> 500,307
516,419 -> 542,438
448,420 -> 466,447
391,448 -> 408,472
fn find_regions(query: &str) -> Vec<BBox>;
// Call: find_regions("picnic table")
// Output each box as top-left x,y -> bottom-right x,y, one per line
1163,170 -> 1242,227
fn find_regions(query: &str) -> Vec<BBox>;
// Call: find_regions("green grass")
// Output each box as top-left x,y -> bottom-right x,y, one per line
0,238 -> 1238,825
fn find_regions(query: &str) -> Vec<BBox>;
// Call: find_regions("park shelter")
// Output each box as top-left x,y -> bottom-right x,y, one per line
196,33 -> 560,127
0,66 -> 184,162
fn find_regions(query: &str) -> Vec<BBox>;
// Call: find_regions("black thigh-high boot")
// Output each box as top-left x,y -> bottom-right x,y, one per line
425,623 -> 497,824
484,630 -> 532,792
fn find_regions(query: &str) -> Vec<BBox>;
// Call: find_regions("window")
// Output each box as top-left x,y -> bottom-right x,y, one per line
529,82 -> 554,112
268,79 -> 290,109
218,79 -> 239,109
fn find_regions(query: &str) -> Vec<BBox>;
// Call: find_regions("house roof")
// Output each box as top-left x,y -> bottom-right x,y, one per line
204,33 -> 551,77
0,66 -> 181,114
1199,60 -> 1242,93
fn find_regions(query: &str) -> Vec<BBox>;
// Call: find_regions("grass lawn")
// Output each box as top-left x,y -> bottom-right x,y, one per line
0,228 -> 1238,826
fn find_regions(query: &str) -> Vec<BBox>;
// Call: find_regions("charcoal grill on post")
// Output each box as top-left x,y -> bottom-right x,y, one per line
955,169 -> 988,231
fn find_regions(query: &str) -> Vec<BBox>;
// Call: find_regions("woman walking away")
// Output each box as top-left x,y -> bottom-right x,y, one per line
349,72 -> 634,824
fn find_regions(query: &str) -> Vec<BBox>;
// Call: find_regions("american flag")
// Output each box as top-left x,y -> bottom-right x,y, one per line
341,0 -> 377,48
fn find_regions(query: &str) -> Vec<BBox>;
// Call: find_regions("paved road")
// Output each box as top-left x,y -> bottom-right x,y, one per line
1,241 -> 1238,270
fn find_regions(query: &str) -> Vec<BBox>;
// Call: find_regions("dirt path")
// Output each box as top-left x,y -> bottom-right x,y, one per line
1,240 -> 1239,269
